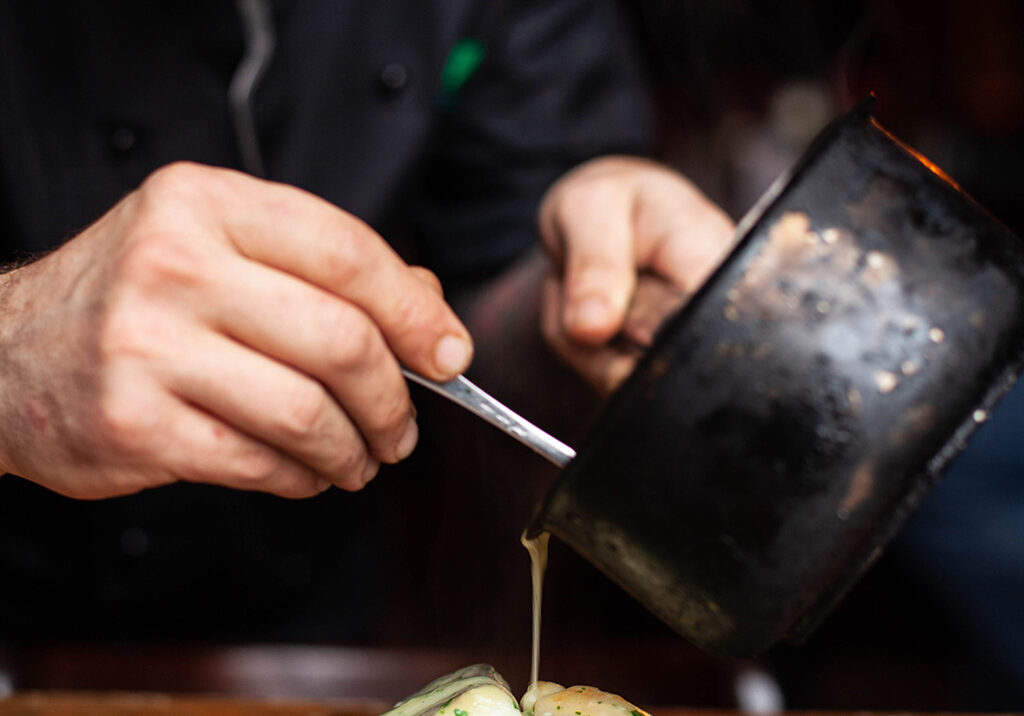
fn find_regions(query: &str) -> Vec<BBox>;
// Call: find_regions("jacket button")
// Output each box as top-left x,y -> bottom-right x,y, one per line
378,62 -> 409,93
120,527 -> 150,556
108,126 -> 138,155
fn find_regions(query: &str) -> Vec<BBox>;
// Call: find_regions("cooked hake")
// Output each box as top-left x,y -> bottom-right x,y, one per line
379,666 -> 650,716
380,664 -> 521,716
522,682 -> 650,716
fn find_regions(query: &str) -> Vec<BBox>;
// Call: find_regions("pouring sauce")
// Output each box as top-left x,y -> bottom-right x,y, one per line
519,533 -> 651,716
520,530 -> 550,689
376,531 -> 651,716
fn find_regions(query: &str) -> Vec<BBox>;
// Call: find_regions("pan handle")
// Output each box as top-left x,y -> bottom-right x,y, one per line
401,368 -> 576,468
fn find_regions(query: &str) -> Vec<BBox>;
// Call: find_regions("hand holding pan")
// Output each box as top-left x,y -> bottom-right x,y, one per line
408,98 -> 1024,657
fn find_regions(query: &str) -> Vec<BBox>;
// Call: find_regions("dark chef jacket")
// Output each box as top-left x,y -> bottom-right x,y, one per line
0,0 -> 649,641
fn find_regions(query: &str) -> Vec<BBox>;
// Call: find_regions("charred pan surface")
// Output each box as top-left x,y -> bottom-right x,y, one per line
533,102 -> 1024,656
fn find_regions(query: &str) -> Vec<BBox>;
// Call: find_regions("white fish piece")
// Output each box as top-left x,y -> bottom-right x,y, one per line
380,664 -> 521,716
521,682 -> 650,716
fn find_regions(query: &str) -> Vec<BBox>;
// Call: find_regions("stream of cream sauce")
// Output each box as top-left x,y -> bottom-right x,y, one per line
520,530 -> 550,690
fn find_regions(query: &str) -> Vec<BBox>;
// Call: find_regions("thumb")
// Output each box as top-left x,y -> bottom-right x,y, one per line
546,187 -> 636,345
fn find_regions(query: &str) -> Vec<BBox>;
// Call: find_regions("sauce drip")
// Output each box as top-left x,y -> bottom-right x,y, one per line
521,530 -> 550,689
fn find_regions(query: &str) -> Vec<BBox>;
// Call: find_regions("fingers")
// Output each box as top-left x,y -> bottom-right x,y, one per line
620,274 -> 689,348
125,164 -> 436,487
540,176 -> 636,345
631,171 -> 737,292
177,166 -> 474,382
204,254 -> 417,466
539,157 -> 734,361
160,326 -> 381,492
540,275 -> 639,395
93,369 -> 325,499
408,265 -> 444,297
537,156 -> 734,394
163,403 -> 323,499
539,275 -> 684,394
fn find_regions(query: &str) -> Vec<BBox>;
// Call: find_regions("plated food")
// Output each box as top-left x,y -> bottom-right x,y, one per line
379,665 -> 650,716
522,681 -> 650,716
380,665 -> 521,716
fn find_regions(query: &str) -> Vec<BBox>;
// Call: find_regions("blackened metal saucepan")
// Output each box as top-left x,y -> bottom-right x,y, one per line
409,99 -> 1024,657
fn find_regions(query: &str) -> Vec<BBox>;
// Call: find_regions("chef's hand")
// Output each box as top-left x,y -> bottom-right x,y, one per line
0,162 -> 472,499
539,156 -> 735,393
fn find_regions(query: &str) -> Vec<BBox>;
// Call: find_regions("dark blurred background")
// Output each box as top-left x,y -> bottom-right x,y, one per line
617,0 -> 1024,710
4,0 -> 1022,712
637,0 -> 1024,235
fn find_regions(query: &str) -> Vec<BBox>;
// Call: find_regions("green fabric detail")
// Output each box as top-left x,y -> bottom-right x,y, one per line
438,38 -> 485,108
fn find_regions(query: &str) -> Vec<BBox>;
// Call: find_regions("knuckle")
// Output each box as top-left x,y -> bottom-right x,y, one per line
323,313 -> 379,373
118,229 -> 210,293
140,161 -> 211,201
385,292 -> 420,335
557,178 -> 614,219
230,446 -> 283,485
95,283 -> 185,366
95,393 -> 155,453
96,309 -> 141,362
323,446 -> 364,485
409,266 -> 443,295
320,224 -> 368,286
389,288 -> 443,339
276,383 -> 331,441
364,392 -> 410,436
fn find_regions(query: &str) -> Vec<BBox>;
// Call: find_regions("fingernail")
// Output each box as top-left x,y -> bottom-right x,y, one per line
570,296 -> 610,332
361,458 -> 380,485
434,334 -> 471,376
316,478 -> 332,493
395,420 -> 419,461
